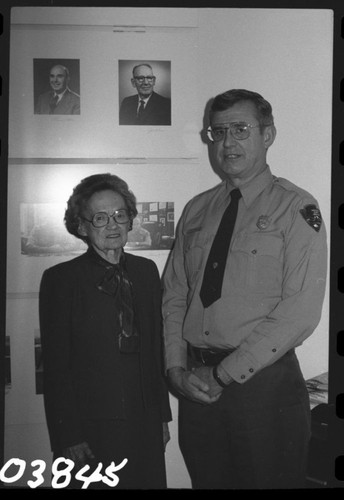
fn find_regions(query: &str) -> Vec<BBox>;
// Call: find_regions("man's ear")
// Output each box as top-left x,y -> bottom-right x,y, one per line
264,124 -> 277,149
131,78 -> 136,89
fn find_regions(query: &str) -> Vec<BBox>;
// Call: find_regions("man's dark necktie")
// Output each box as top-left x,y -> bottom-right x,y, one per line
137,99 -> 145,121
49,94 -> 59,114
199,188 -> 242,308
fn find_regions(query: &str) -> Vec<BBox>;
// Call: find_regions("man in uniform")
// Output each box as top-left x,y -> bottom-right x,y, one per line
162,89 -> 327,489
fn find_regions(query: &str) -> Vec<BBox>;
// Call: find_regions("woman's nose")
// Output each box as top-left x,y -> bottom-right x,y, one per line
106,215 -> 119,227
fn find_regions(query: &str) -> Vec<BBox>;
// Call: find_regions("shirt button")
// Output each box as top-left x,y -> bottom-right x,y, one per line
272,348 -> 277,352
241,375 -> 246,379
204,331 -> 210,336
249,368 -> 254,373
212,262 -> 218,269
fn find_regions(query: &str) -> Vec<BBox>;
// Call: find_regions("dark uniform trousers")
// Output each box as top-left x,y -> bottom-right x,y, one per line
179,349 -> 311,489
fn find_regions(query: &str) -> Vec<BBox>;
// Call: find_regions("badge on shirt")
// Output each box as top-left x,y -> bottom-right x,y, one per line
300,204 -> 322,232
256,215 -> 271,230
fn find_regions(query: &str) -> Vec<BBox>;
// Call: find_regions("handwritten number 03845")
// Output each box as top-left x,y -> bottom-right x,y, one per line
0,457 -> 128,488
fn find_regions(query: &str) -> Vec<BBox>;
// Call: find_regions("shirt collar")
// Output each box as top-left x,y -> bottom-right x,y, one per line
226,165 -> 273,207
138,93 -> 152,104
54,87 -> 68,101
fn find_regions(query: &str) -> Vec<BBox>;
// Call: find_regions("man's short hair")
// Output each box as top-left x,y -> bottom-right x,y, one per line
210,89 -> 274,130
51,64 -> 70,79
132,63 -> 153,77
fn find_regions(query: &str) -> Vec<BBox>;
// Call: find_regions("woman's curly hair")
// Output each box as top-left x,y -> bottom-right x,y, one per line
64,173 -> 138,242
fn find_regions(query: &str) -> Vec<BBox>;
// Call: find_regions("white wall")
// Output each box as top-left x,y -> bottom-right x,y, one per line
6,7 -> 332,489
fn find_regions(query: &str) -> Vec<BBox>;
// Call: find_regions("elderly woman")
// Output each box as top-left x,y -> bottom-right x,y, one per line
39,173 -> 172,489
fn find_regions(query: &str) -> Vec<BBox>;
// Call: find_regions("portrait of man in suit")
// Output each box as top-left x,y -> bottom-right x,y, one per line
119,61 -> 171,126
34,59 -> 80,115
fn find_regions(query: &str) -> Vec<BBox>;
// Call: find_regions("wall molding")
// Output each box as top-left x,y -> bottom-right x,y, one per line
8,157 -> 200,165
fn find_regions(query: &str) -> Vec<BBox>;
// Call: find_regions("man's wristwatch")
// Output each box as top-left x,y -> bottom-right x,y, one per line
212,365 -> 228,388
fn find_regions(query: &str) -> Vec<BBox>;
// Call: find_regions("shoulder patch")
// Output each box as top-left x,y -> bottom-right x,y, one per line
300,204 -> 322,232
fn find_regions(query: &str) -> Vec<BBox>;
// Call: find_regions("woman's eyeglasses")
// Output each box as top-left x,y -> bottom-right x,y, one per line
82,210 -> 130,228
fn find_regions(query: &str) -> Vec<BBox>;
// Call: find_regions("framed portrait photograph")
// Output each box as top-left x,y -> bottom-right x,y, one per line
33,58 -> 80,116
118,60 -> 171,126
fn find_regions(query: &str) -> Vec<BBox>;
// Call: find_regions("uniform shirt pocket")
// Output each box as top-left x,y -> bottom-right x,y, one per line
228,232 -> 284,293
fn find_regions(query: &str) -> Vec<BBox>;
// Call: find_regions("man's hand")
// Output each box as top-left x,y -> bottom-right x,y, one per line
62,441 -> 95,470
191,365 -> 225,398
168,366 -> 221,405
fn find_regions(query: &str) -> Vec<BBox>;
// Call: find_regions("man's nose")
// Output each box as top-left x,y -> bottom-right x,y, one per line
223,129 -> 237,147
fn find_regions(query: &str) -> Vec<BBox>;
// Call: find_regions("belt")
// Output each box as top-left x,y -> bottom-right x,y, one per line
187,344 -> 235,366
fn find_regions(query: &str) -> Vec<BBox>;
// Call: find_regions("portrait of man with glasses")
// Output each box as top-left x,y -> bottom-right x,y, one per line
162,89 -> 327,489
119,62 -> 171,126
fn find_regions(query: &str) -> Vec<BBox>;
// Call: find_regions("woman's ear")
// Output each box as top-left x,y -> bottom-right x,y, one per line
77,220 -> 87,237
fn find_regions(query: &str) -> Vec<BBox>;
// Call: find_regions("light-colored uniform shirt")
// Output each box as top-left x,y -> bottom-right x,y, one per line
162,166 -> 327,384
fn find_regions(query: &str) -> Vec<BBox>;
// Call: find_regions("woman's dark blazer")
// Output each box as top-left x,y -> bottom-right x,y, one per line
39,247 -> 172,452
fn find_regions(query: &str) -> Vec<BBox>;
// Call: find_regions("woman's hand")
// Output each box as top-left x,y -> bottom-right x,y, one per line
162,422 -> 170,450
62,441 -> 95,470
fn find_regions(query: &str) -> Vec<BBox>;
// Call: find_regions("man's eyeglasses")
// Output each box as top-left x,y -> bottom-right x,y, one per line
82,210 -> 130,228
133,76 -> 156,84
207,122 -> 261,142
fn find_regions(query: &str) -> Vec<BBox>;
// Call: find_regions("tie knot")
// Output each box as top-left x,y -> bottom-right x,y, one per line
230,188 -> 242,201
137,99 -> 145,118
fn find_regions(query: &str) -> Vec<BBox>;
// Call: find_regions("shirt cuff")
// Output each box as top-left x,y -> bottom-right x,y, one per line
164,343 -> 188,372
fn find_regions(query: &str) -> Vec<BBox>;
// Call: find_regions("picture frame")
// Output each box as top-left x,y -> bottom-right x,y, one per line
9,25 -> 200,159
7,163 -> 182,293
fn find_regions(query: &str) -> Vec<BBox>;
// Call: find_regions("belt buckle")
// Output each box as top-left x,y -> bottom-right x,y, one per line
200,349 -> 208,366
200,350 -> 206,365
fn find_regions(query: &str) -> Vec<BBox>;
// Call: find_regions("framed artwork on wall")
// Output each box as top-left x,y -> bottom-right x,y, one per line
7,163 -> 182,294
19,200 -> 174,258
126,202 -> 174,251
9,23 -> 200,159
20,203 -> 87,257
33,58 -> 80,116
118,60 -> 171,126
